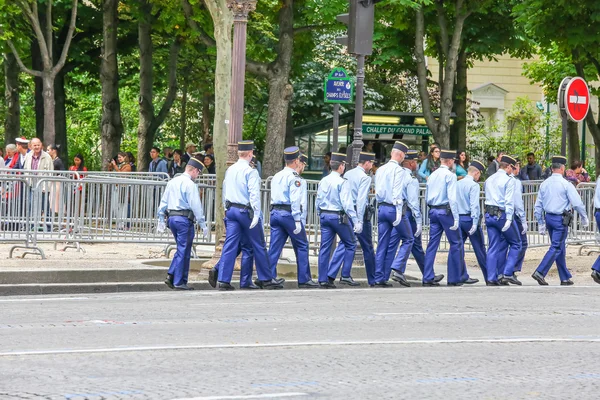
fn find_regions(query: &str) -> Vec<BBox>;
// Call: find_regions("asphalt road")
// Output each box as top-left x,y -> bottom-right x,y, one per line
2,285 -> 600,400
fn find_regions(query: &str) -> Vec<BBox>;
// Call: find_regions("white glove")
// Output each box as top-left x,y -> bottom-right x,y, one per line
521,221 -> 527,235
249,215 -> 259,229
353,222 -> 363,234
539,224 -> 547,235
449,220 -> 459,231
468,224 -> 477,236
202,226 -> 210,238
582,216 -> 590,227
392,209 -> 402,226
293,221 -> 302,235
414,224 -> 422,237
157,220 -> 166,234
502,219 -> 512,232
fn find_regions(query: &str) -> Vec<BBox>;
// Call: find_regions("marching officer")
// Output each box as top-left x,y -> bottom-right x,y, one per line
484,155 -> 522,285
592,180 -> 600,284
423,149 -> 467,286
328,152 -> 377,286
456,160 -> 487,282
216,140 -> 282,291
316,152 -> 359,288
298,154 -> 309,227
374,141 -> 413,287
268,146 -> 317,288
157,156 -> 209,290
510,158 -> 528,274
532,155 -> 589,286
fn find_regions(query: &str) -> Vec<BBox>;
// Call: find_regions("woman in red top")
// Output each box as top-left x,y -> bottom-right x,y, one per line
68,154 -> 88,175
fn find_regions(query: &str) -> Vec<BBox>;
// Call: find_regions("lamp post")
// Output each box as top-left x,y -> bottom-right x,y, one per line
227,0 -> 256,165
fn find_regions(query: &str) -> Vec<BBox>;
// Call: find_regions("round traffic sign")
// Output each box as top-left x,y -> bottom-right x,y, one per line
564,77 -> 590,122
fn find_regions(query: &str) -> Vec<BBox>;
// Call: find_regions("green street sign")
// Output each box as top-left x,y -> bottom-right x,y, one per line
324,68 -> 354,104
363,124 -> 432,136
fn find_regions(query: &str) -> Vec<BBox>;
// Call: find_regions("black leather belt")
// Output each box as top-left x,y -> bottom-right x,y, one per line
270,204 -> 292,212
320,209 -> 344,215
227,202 -> 249,210
459,213 -> 471,217
429,204 -> 449,210
485,205 -> 505,213
596,208 -> 600,214
167,209 -> 195,221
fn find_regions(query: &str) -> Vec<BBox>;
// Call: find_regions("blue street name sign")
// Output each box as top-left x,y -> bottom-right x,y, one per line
324,68 -> 354,104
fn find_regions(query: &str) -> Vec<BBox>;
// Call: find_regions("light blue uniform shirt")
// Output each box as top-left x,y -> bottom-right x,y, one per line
270,167 -> 303,221
300,179 -> 308,225
426,165 -> 459,223
484,169 -> 515,221
375,160 -> 410,208
456,175 -> 481,226
316,171 -> 358,225
157,172 -> 206,229
534,173 -> 587,222
222,158 -> 262,216
595,181 -> 600,210
343,166 -> 372,221
511,174 -> 526,223
403,167 -> 422,221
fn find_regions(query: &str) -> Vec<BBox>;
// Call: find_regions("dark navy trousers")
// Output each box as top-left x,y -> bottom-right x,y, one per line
218,207 -> 271,284
535,214 -> 572,281
593,211 -> 600,273
485,212 -> 522,282
329,219 -> 376,285
167,216 -> 195,287
375,205 -> 414,283
214,237 -> 254,287
513,216 -> 528,272
459,215 -> 487,280
318,214 -> 356,283
268,210 -> 312,284
406,209 -> 435,283
424,209 -> 463,284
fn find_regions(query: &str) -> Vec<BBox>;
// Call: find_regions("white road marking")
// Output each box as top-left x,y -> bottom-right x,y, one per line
191,301 -> 295,306
374,312 -> 485,316
171,393 -> 308,400
0,297 -> 89,303
2,337 -> 600,357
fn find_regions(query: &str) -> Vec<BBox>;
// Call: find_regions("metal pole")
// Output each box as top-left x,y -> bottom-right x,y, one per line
545,102 -> 550,161
332,103 -> 340,152
561,115 -> 567,157
351,54 -> 365,168
581,122 -> 586,165
227,0 -> 256,166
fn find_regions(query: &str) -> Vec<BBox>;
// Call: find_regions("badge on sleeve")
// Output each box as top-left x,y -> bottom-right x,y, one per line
294,179 -> 301,187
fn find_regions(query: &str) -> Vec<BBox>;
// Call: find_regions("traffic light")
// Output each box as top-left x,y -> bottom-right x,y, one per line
335,0 -> 376,56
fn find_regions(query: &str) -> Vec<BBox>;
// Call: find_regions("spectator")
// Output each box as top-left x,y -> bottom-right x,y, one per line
455,149 -> 469,180
4,144 -> 18,169
204,143 -> 214,156
183,142 -> 196,163
519,152 -> 543,180
15,137 -> 29,169
69,154 -> 88,173
109,152 -> 133,172
418,146 -> 441,181
149,147 -> 168,174
565,160 -> 590,186
168,149 -> 187,177
24,138 -> 53,171
203,154 -> 216,174
47,144 -> 66,171
163,147 -> 174,162
364,141 -> 374,153
322,152 -> 332,178
126,152 -> 137,171
486,151 -> 505,176
69,154 -> 87,211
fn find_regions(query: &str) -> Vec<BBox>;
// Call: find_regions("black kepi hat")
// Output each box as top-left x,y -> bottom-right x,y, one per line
404,150 -> 418,160
238,140 -> 254,151
188,155 -> 205,171
331,152 -> 347,163
299,154 -> 308,165
440,149 -> 456,159
284,146 -> 300,161
470,160 -> 485,172
393,141 -> 408,153
552,155 -> 567,165
500,155 -> 517,167
359,152 -> 376,163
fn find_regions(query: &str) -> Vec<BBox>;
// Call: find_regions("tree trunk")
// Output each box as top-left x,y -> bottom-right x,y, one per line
137,0 -> 154,172
100,0 -> 123,170
4,52 -> 21,144
567,120 -> 580,165
261,0 -> 294,178
32,41 -> 45,139
451,48 -> 467,151
54,69 -> 67,159
285,102 -> 295,147
202,91 -> 212,144
180,72 -> 189,151
42,73 -> 56,146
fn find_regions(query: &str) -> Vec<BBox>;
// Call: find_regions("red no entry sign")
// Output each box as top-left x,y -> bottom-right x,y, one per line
564,77 -> 590,122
